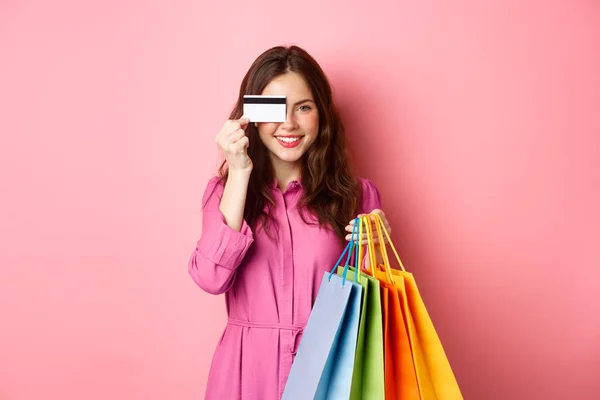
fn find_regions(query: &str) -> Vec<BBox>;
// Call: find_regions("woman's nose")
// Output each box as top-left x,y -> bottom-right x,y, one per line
280,110 -> 299,130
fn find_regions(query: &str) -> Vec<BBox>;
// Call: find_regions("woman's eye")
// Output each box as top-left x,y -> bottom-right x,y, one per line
298,105 -> 312,111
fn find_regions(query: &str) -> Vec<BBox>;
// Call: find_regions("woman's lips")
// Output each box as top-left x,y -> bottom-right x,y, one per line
275,136 -> 302,148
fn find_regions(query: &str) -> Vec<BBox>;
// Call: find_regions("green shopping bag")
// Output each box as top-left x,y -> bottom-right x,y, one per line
338,216 -> 385,399
337,255 -> 385,399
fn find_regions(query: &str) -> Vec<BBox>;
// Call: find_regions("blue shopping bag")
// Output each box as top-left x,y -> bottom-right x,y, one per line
282,220 -> 363,400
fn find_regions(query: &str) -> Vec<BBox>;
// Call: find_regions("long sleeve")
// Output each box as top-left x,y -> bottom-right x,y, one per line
188,176 -> 254,295
360,178 -> 383,214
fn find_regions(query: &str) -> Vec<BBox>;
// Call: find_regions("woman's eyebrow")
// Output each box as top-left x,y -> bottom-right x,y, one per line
291,99 -> 315,107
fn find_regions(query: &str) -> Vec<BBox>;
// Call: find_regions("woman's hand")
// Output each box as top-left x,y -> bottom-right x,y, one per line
344,209 -> 391,245
215,117 -> 252,172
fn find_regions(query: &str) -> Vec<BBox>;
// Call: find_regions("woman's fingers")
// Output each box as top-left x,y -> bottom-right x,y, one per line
344,234 -> 385,245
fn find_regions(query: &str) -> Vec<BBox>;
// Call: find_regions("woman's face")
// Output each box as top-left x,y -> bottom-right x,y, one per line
256,72 -> 320,170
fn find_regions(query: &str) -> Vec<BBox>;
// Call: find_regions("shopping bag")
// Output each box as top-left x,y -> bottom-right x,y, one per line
337,217 -> 385,400
370,213 -> 463,400
378,276 -> 421,399
283,220 -> 363,400
336,266 -> 386,400
360,215 -> 420,400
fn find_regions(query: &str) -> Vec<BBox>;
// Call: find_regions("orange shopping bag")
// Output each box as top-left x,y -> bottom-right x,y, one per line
359,216 -> 420,400
369,213 -> 464,400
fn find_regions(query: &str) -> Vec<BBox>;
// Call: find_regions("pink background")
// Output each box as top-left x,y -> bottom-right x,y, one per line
1,1 -> 599,399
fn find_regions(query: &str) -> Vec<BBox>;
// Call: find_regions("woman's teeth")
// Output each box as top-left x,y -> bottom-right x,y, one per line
277,137 -> 300,143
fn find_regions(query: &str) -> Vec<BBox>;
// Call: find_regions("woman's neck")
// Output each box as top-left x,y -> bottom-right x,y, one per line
271,159 -> 302,192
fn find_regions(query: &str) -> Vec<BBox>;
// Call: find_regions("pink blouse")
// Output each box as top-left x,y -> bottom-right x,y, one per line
188,176 -> 382,399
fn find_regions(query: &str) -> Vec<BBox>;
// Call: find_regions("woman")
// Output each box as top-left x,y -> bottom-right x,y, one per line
188,45 -> 393,399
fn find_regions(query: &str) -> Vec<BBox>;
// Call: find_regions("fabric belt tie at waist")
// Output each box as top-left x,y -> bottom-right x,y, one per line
227,318 -> 304,355
227,318 -> 303,331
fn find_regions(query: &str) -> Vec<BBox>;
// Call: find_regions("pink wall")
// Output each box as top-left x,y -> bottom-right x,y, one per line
1,1 -> 599,399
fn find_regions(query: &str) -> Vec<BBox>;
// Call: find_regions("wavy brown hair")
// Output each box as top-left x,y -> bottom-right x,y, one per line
216,45 -> 362,243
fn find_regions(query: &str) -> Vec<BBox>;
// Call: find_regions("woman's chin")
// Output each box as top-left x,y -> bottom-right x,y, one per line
270,149 -> 305,164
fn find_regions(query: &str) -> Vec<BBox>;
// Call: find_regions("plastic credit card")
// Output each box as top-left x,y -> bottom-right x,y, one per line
243,95 -> 286,122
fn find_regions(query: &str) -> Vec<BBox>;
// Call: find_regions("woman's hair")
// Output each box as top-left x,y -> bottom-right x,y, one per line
217,45 -> 361,243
